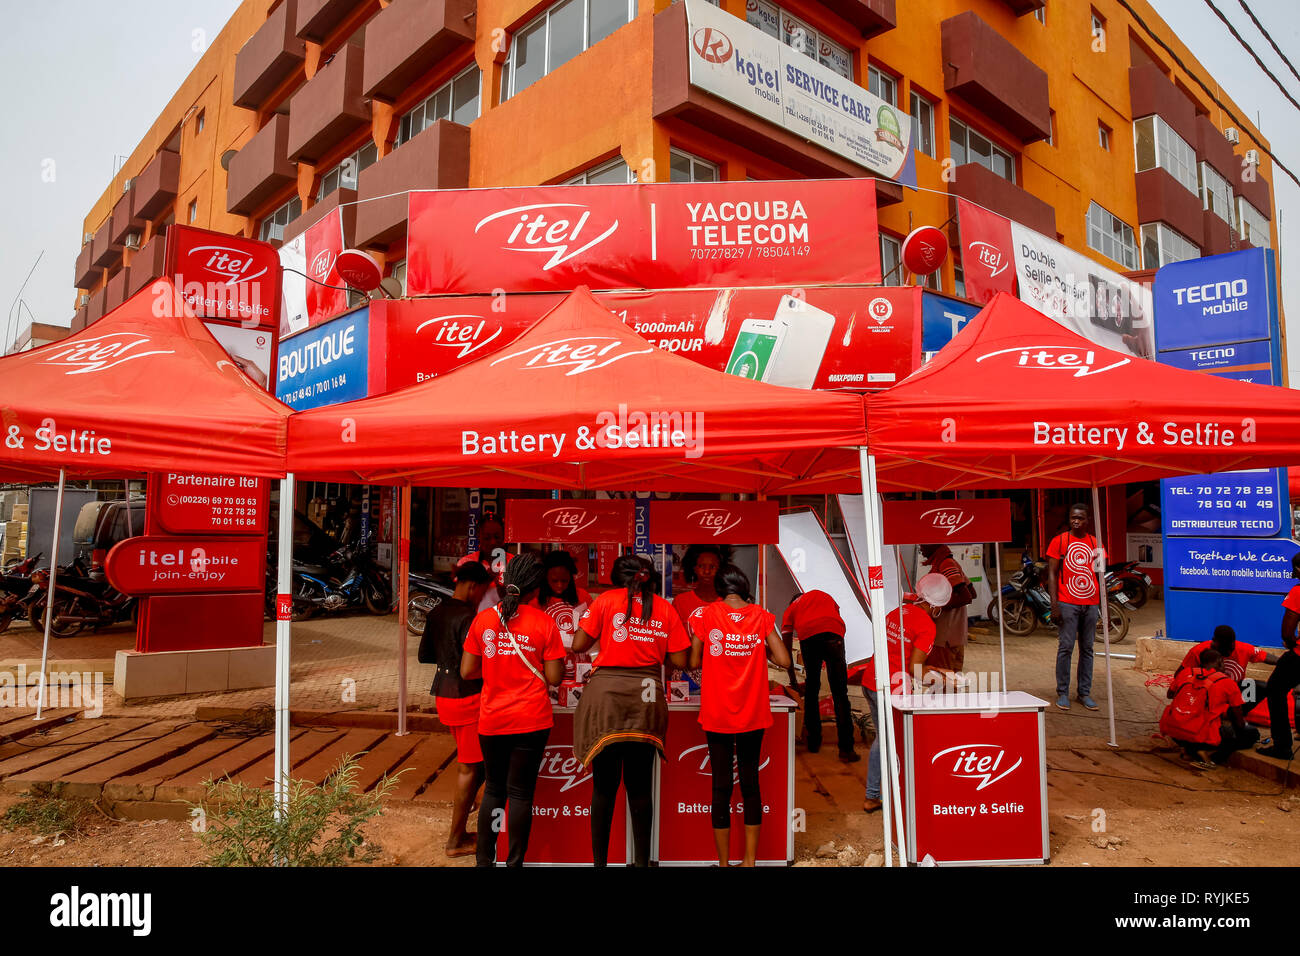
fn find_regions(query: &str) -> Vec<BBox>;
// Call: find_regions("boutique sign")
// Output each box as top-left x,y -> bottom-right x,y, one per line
276,308 -> 369,411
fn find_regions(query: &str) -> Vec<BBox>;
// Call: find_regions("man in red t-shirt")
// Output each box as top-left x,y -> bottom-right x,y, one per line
1160,647 -> 1258,767
782,589 -> 857,762
1259,553 -> 1300,758
1045,504 -> 1104,712
1175,624 -> 1277,717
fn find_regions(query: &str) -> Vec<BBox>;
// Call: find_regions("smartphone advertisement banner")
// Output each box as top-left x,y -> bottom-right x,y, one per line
406,178 -> 881,296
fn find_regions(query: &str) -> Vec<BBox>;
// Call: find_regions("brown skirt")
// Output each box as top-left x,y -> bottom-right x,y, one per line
572,665 -> 668,767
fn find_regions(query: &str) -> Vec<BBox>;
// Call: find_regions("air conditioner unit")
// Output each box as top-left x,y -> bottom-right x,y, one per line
124,232 -> 141,250
122,178 -> 133,193
264,222 -> 286,243
77,293 -> 90,308
1245,149 -> 1259,166
1224,127 -> 1240,144
82,232 -> 94,245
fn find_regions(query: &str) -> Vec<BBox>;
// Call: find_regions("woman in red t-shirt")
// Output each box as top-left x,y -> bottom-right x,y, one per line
687,565 -> 791,867
461,552 -> 566,867
668,544 -> 727,688
572,555 -> 690,867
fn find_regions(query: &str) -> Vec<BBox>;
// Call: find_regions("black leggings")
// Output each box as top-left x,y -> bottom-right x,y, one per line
476,729 -> 550,867
590,742 -> 656,867
705,729 -> 765,829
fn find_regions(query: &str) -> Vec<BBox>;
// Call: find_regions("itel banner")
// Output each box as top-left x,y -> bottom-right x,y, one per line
165,224 -> 280,328
155,473 -> 268,535
648,499 -> 778,544
882,498 -> 1011,545
505,498 -> 635,544
105,536 -> 265,596
955,199 -> 1015,305
407,179 -> 880,296
278,208 -> 349,334
369,287 -> 920,393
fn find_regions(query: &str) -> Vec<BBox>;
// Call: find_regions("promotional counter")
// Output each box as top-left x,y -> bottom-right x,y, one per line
893,691 -> 1049,866
498,697 -> 796,866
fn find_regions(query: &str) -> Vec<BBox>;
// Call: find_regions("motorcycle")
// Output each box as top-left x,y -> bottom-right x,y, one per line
0,552 -> 42,634
287,538 -> 391,621
1106,559 -> 1152,609
988,552 -> 1129,643
405,570 -> 455,637
26,555 -> 136,637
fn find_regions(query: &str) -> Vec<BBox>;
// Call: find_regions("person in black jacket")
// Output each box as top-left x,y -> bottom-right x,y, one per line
418,560 -> 494,856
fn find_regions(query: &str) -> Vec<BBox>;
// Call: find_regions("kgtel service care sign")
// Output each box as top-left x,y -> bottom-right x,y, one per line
406,178 -> 880,296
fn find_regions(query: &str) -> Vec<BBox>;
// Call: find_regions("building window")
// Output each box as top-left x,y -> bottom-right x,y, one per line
501,0 -> 635,100
1199,162 -> 1235,228
1141,222 -> 1200,268
1238,198 -> 1269,247
950,117 -> 1015,183
1098,122 -> 1110,151
953,263 -> 966,299
669,148 -> 718,183
1045,110 -> 1056,147
188,199 -> 198,223
1090,8 -> 1106,47
565,157 -> 636,184
259,195 -> 302,242
398,66 -> 481,146
195,109 -> 205,135
1033,5 -> 1045,25
867,65 -> 896,106
389,259 -> 407,296
318,142 -> 378,199
880,234 -> 902,285
1086,201 -> 1138,269
747,0 -> 852,79
909,91 -> 935,158
1133,115 -> 1198,196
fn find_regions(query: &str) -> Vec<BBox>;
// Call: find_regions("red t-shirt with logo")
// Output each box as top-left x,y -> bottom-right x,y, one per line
857,604 -> 936,694
578,590 -> 689,669
1178,640 -> 1269,683
463,604 -> 565,735
1283,586 -> 1300,647
1046,532 -> 1102,605
533,590 -> 593,646
1160,667 -> 1242,745
781,590 -> 846,640
672,589 -> 711,625
689,602 -> 776,734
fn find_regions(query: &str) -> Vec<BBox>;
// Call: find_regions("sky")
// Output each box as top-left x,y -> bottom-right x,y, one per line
1,0 -> 1298,376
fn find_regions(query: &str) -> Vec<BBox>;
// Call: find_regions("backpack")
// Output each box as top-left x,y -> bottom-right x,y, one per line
1160,669 -> 1230,744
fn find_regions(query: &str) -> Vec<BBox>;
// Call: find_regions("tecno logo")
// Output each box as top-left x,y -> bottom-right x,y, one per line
309,248 -> 335,281
537,745 -> 592,791
932,744 -> 1021,790
542,507 -> 598,536
677,743 -> 771,781
975,346 -> 1129,378
41,333 -> 175,375
1170,279 -> 1247,306
968,240 -> 1008,278
691,26 -> 733,63
919,506 -> 973,537
489,336 -> 651,376
414,314 -> 502,359
183,244 -> 267,286
474,203 -> 619,271
687,507 -> 741,537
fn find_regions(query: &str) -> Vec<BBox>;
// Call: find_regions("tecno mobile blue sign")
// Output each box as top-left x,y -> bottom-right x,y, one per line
276,307 -> 369,411
1153,247 -> 1278,355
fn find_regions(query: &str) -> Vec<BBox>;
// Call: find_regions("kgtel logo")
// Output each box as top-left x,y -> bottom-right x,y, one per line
490,336 -> 651,376
542,506 -> 598,537
920,506 -> 973,537
183,244 -> 268,286
692,26 -> 733,63
41,333 -> 175,374
687,507 -> 741,537
538,745 -> 592,791
968,240 -> 1009,279
975,346 -> 1129,378
415,314 -> 502,359
932,744 -> 1021,790
475,203 -> 619,271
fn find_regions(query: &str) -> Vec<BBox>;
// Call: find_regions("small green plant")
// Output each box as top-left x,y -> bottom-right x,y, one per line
1,792 -> 96,840
190,754 -> 400,867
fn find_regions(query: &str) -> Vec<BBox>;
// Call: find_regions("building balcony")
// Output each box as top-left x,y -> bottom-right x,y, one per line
1237,167 -> 1271,223
817,0 -> 895,38
1135,167 -> 1204,247
133,149 -> 181,221
296,0 -> 358,42
227,114 -> 299,215
74,241 -> 97,290
109,189 -> 146,246
1128,63 -> 1197,148
234,0 -> 306,110
282,187 -> 358,245
127,231 -> 167,298
361,0 -> 476,102
105,267 -> 132,314
1201,208 -> 1235,257
86,288 -> 108,326
1195,114 -> 1237,181
940,11 -> 1051,143
71,307 -> 88,333
946,162 -> 1055,236
90,219 -> 121,270
995,0 -> 1045,14
354,120 -> 470,248
651,3 -> 903,206
287,41 -> 368,162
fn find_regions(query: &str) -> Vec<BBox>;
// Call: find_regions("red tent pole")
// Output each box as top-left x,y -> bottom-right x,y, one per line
1091,485 -> 1118,748
397,484 -> 411,736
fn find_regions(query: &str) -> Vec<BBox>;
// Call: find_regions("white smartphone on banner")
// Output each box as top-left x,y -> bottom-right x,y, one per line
769,295 -> 835,389
725,317 -> 787,382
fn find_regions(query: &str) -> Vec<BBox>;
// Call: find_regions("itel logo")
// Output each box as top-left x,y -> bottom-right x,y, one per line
310,249 -> 335,281
415,314 -> 502,359
691,26 -> 733,64
41,333 -> 175,374
475,203 -> 619,271
489,336 -> 651,376
677,743 -> 770,783
976,346 -> 1129,378
968,241 -> 1008,279
537,745 -> 592,791
920,506 -> 973,537
932,744 -> 1021,790
688,507 -> 741,537
185,245 -> 268,285
542,507 -> 598,536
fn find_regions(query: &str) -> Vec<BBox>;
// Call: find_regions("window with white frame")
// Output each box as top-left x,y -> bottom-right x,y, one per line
501,0 -> 635,100
1098,122 -> 1110,151
389,260 -> 407,297
1090,9 -> 1106,47
1086,201 -> 1138,269
1033,6 -> 1045,25
747,0 -> 851,79
398,66 -> 481,146
565,157 -> 636,184
1133,115 -> 1197,196
318,142 -> 378,199
1141,222 -> 1199,268
909,91 -> 935,157
953,263 -> 966,299
880,234 -> 902,285
1238,198 -> 1270,248
867,65 -> 896,105
950,117 -> 1015,182
669,148 -> 718,183
1199,162 -> 1235,228
259,196 -> 302,243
